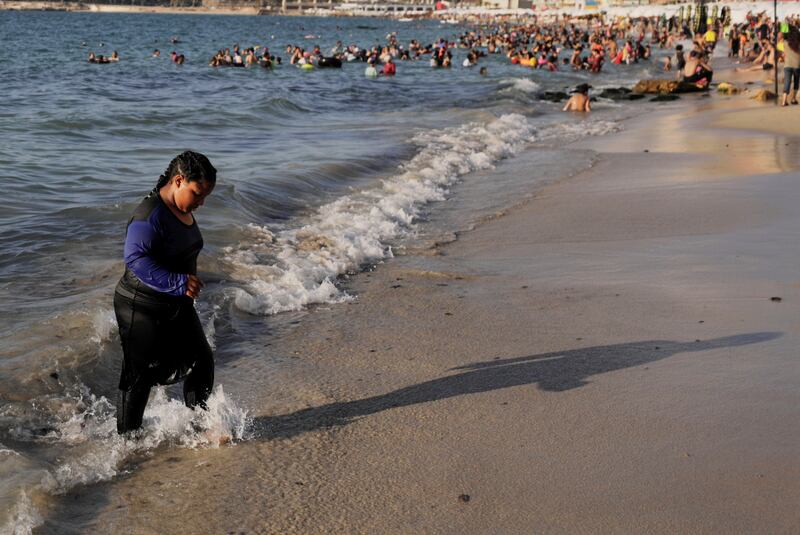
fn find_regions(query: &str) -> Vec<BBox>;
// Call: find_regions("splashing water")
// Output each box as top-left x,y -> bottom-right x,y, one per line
0,385 -> 248,534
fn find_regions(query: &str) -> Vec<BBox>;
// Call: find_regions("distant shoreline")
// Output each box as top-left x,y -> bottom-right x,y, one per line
0,1 -> 435,17
0,1 -> 267,16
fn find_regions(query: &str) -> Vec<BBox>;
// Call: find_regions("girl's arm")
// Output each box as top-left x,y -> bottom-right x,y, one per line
124,218 -> 188,297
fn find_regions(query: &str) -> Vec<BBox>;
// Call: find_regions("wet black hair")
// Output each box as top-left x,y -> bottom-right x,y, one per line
156,151 -> 216,190
787,26 -> 800,54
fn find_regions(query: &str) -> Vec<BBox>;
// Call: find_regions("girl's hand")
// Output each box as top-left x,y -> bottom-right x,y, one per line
186,274 -> 204,299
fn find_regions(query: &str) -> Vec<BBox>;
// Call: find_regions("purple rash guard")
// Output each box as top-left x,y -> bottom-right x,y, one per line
118,190 -> 203,299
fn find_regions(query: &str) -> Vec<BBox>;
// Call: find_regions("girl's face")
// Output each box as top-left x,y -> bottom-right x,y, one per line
173,176 -> 214,213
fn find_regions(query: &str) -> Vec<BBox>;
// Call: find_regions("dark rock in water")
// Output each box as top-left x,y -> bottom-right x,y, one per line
539,91 -> 569,102
634,79 -> 679,94
650,94 -> 681,102
597,87 -> 632,100
634,79 -> 709,95
458,494 -> 471,503
627,94 -> 646,101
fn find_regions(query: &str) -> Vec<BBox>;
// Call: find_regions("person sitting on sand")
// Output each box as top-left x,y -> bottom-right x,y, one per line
683,50 -> 713,86
737,40 -> 776,73
563,83 -> 591,112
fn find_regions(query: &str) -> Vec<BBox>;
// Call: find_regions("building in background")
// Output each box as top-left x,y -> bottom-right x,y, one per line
481,0 -> 534,8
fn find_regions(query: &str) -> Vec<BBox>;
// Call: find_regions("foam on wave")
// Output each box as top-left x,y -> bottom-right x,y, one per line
226,113 -> 534,315
509,78 -> 541,93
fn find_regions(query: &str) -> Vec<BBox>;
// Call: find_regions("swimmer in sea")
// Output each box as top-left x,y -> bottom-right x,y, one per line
365,58 -> 378,78
380,56 -> 396,76
113,151 -> 217,434
563,83 -> 592,112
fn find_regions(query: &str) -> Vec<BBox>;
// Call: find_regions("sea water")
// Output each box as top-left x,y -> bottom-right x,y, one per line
0,10 -> 666,533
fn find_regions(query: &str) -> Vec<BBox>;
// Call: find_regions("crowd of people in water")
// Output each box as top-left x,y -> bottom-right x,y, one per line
84,8 -> 800,107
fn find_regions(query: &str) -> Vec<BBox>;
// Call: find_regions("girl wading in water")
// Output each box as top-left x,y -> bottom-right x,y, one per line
113,151 -> 216,434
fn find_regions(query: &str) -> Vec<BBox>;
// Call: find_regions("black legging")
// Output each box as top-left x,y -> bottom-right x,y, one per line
114,288 -> 214,434
683,66 -> 713,85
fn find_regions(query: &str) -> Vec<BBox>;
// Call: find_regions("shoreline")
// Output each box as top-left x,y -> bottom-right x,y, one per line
39,64 -> 800,532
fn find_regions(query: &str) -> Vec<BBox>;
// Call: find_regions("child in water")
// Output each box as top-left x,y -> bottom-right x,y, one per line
563,83 -> 592,112
365,58 -> 378,78
113,151 -> 217,434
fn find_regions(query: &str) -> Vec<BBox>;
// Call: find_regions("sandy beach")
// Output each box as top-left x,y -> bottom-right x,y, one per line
31,59 -> 800,533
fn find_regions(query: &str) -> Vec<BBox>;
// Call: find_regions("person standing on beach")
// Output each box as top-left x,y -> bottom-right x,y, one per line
781,26 -> 800,106
113,151 -> 217,434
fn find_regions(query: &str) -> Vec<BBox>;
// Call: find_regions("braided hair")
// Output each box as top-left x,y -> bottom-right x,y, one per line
155,151 -> 217,191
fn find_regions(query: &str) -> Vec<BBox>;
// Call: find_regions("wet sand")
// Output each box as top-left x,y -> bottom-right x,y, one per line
44,87 -> 800,532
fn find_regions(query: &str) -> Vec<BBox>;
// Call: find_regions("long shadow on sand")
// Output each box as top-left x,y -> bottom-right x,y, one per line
250,332 -> 780,440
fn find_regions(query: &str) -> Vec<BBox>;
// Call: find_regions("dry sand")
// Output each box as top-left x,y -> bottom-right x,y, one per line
43,86 -> 800,533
